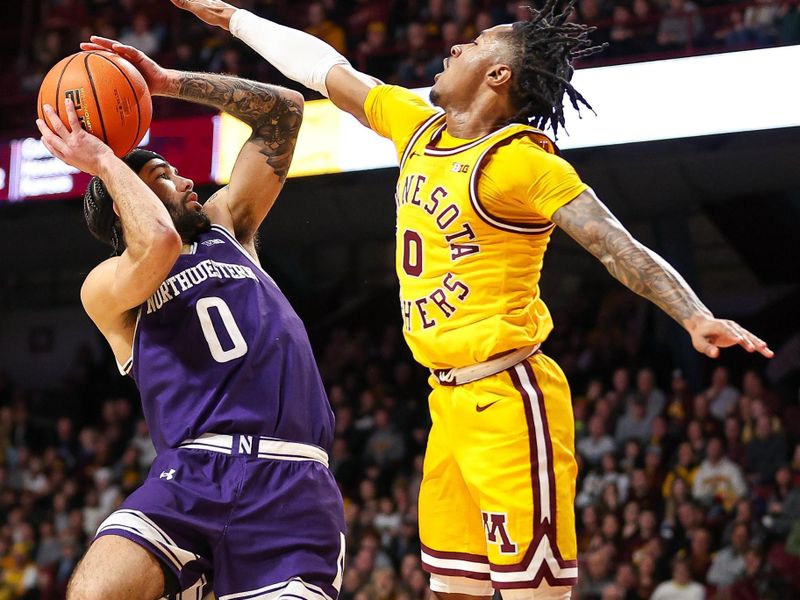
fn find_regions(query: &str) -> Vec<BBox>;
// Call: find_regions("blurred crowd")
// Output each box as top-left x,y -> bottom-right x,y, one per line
1,283 -> 799,599
2,0 -> 800,130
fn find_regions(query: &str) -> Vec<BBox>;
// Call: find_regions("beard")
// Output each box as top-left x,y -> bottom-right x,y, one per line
429,87 -> 442,107
168,192 -> 212,243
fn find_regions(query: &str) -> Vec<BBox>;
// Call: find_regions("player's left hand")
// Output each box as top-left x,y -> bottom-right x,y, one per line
79,36 -> 171,95
685,314 -> 773,359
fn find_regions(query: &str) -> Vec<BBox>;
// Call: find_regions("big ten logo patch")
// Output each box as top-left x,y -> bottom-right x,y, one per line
482,511 -> 517,554
64,89 -> 92,132
451,162 -> 470,173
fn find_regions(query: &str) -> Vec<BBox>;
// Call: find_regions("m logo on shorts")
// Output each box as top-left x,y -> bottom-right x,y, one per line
482,511 -> 517,554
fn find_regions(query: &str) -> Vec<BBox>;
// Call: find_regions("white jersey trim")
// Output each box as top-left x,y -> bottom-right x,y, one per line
219,577 -> 332,600
96,508 -> 200,572
179,432 -> 329,467
115,307 -> 142,376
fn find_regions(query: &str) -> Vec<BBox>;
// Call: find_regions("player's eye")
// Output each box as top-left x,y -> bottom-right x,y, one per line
159,172 -> 170,180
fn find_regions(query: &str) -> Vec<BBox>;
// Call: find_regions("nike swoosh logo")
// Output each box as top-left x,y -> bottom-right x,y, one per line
476,400 -> 500,412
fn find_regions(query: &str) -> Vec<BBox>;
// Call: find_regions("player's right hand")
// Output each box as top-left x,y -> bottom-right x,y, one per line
36,99 -> 114,176
170,0 -> 237,30
80,36 -> 170,96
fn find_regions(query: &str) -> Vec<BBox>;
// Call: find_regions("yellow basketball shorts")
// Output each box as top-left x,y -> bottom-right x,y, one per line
419,352 -> 578,591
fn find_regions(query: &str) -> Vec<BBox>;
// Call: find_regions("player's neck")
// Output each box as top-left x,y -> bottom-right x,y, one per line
443,96 -> 512,140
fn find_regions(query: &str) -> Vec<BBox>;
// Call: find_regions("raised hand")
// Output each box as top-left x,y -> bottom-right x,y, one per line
36,100 -> 115,176
170,0 -> 237,30
686,314 -> 773,359
79,36 -> 171,95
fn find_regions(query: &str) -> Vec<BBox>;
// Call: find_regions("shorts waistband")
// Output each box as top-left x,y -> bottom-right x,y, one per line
178,433 -> 329,467
431,344 -> 541,386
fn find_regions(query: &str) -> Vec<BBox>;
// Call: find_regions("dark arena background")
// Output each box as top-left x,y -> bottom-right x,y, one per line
1,1 -> 800,599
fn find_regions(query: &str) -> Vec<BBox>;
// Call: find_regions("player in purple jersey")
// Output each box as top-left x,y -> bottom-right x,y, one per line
36,39 -> 345,600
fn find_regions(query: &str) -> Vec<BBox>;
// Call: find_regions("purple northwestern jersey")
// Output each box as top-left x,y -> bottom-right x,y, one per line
124,224 -> 334,453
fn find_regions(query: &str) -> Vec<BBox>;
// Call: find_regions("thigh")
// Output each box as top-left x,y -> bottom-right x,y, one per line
454,353 -> 578,590
419,384 -> 494,598
94,449 -> 236,594
67,535 -> 164,600
215,460 -> 346,599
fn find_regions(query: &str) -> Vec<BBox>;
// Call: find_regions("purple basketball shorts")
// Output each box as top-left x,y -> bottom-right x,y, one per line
95,434 -> 346,599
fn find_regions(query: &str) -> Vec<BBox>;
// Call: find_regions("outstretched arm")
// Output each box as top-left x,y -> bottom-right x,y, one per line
82,37 -> 303,249
171,0 -> 379,126
552,189 -> 772,359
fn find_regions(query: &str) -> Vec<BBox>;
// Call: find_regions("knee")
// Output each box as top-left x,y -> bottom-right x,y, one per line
65,565 -> 117,600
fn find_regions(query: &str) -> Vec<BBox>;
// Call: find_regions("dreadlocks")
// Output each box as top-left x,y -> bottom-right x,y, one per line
503,0 -> 605,136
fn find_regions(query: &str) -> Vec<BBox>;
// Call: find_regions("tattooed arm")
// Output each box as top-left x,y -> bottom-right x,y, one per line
161,70 -> 303,246
80,36 -> 303,252
552,189 -> 773,359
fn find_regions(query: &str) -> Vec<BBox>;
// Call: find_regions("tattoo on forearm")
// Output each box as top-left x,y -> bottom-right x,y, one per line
165,72 -> 302,181
552,191 -> 711,326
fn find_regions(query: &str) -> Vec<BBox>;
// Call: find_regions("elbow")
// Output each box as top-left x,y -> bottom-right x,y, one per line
284,90 -> 305,114
144,224 -> 182,261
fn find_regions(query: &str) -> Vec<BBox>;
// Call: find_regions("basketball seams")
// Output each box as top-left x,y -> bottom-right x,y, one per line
92,52 -> 143,155
84,53 -> 109,144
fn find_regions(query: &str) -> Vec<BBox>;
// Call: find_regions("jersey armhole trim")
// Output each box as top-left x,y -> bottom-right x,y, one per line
116,307 -> 142,376
469,133 -> 557,235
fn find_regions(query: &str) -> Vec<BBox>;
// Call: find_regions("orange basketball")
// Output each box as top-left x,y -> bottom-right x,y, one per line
37,51 -> 152,158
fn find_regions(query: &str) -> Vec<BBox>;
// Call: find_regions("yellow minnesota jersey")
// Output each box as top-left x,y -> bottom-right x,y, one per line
365,85 -> 588,370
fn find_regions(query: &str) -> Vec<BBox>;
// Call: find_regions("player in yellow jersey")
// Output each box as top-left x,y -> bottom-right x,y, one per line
175,1 -> 773,598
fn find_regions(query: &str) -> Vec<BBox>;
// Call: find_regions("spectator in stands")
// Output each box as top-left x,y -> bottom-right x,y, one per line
723,498 -> 765,547
744,0 -> 781,43
637,367 -> 667,419
632,0 -> 660,49
305,1 -> 347,54
707,522 -> 749,589
777,1 -> 800,42
119,13 -> 160,56
723,415 -> 746,466
693,437 -> 747,509
666,369 -> 692,429
608,4 -> 639,58
746,413 -> 787,484
607,367 -> 636,417
763,464 -> 800,537
355,22 -> 396,82
396,21 -> 439,87
685,527 -> 712,584
453,0 -> 477,41
657,0 -> 704,49
651,556 -> 704,600
579,414 -> 617,466
578,546 -> 616,599
662,441 -> 697,498
616,396 -> 652,444
704,365 -> 740,421
363,408 -> 406,469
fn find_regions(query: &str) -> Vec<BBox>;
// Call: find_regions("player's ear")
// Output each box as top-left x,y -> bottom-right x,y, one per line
112,202 -> 121,218
486,63 -> 512,88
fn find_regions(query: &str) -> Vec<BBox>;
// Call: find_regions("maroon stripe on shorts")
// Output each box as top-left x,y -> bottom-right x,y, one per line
421,543 -> 490,563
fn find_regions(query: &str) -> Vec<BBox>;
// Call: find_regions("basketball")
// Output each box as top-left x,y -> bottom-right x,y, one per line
37,51 -> 152,158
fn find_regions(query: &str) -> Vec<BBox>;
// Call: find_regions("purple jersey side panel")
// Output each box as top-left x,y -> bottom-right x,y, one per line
131,224 -> 334,453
